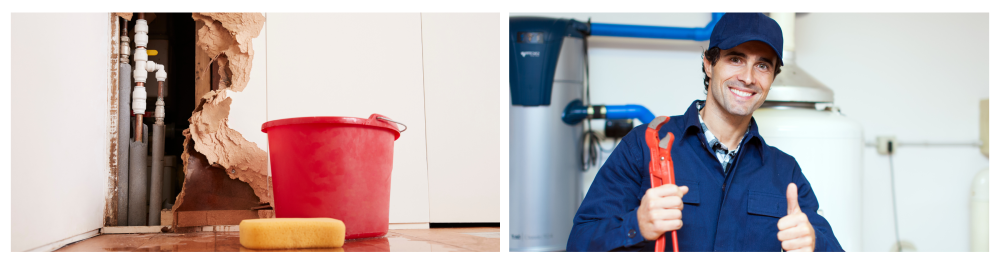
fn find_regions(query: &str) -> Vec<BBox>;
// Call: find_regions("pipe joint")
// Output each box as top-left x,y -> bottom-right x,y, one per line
134,19 -> 149,47
144,60 -> 157,72
155,64 -> 166,81
154,98 -> 165,121
134,48 -> 148,62
132,86 -> 147,115
120,36 -> 130,62
133,63 -> 147,83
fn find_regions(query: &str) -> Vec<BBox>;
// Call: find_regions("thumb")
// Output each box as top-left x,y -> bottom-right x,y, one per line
786,183 -> 800,215
678,186 -> 689,197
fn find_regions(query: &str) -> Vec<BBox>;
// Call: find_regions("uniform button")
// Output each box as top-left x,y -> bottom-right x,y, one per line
628,229 -> 636,238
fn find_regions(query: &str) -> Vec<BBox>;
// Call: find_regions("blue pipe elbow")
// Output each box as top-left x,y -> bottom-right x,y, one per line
561,100 -> 589,125
605,105 -> 655,124
562,101 -> 655,125
589,12 -> 723,41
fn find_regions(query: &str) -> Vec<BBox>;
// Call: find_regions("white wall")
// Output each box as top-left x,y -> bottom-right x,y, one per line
796,13 -> 988,252
421,13 -> 507,223
264,13 -> 432,225
258,13 -> 507,225
11,13 -> 111,252
512,13 -> 989,252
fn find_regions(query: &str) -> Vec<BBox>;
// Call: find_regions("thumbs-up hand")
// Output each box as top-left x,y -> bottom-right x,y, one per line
777,183 -> 816,252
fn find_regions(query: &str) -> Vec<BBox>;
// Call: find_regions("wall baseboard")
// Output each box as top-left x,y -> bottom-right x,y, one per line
25,228 -> 100,252
388,222 -> 430,229
102,226 -> 166,234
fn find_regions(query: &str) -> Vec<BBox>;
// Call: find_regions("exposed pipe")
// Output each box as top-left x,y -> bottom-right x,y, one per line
132,15 -> 148,143
148,64 -> 167,225
562,99 -> 655,125
116,16 -> 132,226
589,13 -> 723,41
127,14 -> 151,225
127,124 -> 148,226
605,105 -> 655,124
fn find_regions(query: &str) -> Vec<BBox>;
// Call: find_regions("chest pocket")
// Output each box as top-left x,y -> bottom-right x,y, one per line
676,181 -> 700,205
747,190 -> 786,218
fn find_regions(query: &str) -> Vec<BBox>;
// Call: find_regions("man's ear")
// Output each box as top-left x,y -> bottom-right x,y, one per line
703,55 -> 713,77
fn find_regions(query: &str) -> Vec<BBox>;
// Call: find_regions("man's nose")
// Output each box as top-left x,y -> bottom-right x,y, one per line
737,64 -> 754,86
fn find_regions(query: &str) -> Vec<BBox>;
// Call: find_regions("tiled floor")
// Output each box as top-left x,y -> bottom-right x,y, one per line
55,227 -> 500,252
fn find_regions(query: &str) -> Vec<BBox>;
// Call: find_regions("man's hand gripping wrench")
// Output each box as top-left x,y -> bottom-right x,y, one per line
645,116 -> 679,252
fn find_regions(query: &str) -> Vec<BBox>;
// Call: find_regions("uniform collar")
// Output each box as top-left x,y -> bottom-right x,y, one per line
681,100 -> 767,165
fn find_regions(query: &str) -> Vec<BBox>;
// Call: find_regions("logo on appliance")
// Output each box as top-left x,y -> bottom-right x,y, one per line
520,51 -> 540,57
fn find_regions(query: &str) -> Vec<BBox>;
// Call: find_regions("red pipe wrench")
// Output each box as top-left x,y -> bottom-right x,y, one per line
645,116 -> 679,252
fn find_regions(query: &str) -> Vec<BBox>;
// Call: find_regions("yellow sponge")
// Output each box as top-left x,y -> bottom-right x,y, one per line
239,218 -> 346,249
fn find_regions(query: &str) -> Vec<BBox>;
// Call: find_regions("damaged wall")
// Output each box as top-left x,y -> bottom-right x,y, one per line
179,13 -> 504,228
12,13 -> 111,252
172,13 -> 270,226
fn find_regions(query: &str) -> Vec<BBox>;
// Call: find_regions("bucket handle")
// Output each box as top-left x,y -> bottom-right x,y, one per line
376,116 -> 407,133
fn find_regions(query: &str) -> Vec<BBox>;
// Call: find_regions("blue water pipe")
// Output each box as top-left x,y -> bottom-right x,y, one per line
606,105 -> 655,124
560,14 -> 724,125
562,100 -> 655,125
589,13 -> 724,41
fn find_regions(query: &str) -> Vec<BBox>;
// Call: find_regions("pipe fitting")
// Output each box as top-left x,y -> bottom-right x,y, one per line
134,19 -> 149,47
134,33 -> 148,48
154,98 -> 165,120
155,65 -> 167,81
134,48 -> 148,62
144,60 -> 157,72
120,36 -> 130,62
132,86 -> 147,115
133,63 -> 147,83
134,19 -> 149,34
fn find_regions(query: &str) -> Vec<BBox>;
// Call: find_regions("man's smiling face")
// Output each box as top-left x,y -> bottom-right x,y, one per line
703,41 -> 778,117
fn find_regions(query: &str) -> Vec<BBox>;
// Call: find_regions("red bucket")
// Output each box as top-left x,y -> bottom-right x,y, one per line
261,114 -> 403,239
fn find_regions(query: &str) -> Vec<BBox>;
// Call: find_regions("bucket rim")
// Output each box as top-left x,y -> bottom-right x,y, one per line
261,114 -> 401,140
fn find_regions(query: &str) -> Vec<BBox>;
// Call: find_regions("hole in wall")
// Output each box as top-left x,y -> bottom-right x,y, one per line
122,12 -> 196,214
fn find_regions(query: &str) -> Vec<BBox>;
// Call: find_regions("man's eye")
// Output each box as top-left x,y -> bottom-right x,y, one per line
730,57 -> 741,63
757,63 -> 769,70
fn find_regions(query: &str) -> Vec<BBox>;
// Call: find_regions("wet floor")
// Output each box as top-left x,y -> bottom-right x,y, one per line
55,227 -> 500,252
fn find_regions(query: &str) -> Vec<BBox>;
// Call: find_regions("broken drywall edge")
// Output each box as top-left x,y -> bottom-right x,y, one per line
174,14 -> 270,230
187,90 -> 270,203
174,13 -> 270,217
191,12 -> 264,93
115,12 -> 132,21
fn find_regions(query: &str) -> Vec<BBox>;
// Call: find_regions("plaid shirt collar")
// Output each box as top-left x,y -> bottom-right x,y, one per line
696,102 -> 750,173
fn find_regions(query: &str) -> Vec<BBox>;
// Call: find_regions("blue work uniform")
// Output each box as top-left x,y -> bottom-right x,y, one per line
567,100 -> 844,252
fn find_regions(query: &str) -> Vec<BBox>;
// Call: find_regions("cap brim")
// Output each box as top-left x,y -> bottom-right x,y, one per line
715,36 -> 784,66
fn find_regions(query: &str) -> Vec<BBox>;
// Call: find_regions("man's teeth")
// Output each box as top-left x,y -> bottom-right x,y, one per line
730,88 -> 753,97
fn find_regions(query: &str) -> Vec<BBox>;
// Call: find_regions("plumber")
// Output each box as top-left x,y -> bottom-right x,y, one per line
567,13 -> 844,252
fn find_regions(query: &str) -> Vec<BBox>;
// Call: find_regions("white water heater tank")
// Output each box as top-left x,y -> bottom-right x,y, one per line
753,94 -> 863,252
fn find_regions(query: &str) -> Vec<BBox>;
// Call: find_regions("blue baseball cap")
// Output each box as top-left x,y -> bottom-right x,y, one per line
709,13 -> 784,65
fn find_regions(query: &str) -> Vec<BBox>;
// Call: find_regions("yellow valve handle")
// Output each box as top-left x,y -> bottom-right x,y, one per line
146,49 -> 158,56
